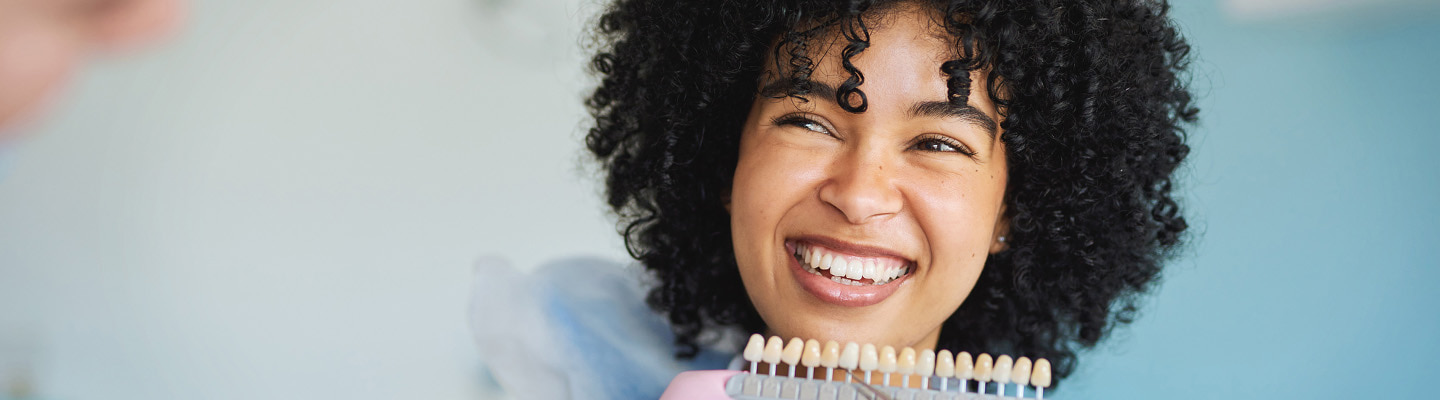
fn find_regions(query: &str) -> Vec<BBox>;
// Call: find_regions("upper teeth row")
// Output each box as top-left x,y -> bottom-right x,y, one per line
795,243 -> 908,284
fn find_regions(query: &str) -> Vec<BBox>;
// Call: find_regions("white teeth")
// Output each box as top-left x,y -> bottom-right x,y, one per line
831,257 -> 848,278
844,259 -> 864,280
793,242 -> 911,286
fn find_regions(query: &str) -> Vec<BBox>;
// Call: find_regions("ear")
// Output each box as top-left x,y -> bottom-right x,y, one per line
988,203 -> 1010,254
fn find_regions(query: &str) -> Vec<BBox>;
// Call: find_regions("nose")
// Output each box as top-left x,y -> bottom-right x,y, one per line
818,149 -> 903,224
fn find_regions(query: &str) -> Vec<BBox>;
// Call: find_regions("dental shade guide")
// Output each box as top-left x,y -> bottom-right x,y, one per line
665,333 -> 1056,400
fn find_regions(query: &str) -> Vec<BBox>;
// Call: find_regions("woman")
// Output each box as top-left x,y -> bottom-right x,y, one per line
472,0 -> 1196,398
588,0 -> 1194,389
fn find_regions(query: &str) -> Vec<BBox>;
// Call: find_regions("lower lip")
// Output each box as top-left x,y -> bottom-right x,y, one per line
787,243 -> 908,307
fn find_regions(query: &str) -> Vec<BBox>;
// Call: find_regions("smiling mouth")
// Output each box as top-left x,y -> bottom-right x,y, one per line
791,241 -> 912,286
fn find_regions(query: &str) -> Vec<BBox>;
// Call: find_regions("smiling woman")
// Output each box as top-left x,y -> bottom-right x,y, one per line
585,0 -> 1197,394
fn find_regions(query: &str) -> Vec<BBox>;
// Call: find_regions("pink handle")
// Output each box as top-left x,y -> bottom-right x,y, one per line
658,370 -> 744,400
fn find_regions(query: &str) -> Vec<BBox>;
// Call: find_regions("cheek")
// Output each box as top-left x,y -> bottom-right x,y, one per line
730,133 -> 826,237
904,171 -> 1005,302
0,19 -> 84,131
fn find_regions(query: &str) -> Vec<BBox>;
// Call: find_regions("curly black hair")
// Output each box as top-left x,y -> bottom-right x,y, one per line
584,0 -> 1197,387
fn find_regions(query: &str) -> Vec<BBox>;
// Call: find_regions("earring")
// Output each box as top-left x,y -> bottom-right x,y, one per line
997,235 -> 1007,243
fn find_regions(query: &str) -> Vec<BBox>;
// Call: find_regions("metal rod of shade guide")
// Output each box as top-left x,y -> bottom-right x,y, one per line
940,379 -> 948,392
807,367 -> 814,380
979,382 -> 986,394
1038,387 -> 1044,400
883,374 -> 890,387
1017,385 -> 1025,398
769,364 -> 776,376
788,364 -> 795,379
826,368 -> 833,381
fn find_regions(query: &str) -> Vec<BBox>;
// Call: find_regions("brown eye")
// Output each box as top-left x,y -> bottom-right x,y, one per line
912,136 -> 976,157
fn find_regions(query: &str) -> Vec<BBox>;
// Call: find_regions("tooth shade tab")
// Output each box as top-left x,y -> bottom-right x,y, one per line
763,336 -> 784,365
956,351 -> 975,379
897,347 -> 917,375
743,334 -> 764,374
878,346 -> 898,374
782,338 -> 804,365
1012,357 -> 1033,386
801,339 -> 822,367
821,341 -> 841,368
743,334 -> 764,362
859,344 -> 879,371
1032,358 -> 1053,388
993,355 -> 1013,384
935,350 -> 956,378
974,353 -> 994,382
916,349 -> 936,376
839,342 -> 861,370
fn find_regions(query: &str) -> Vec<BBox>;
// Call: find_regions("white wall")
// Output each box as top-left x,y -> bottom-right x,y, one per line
0,0 -> 627,398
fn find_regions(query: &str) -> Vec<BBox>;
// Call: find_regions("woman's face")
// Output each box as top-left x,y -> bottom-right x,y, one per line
730,7 -> 1008,350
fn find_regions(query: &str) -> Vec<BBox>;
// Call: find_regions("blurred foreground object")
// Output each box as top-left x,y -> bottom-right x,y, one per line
0,0 -> 182,136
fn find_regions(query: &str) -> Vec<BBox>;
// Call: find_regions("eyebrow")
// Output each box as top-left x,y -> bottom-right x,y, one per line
759,78 -> 999,139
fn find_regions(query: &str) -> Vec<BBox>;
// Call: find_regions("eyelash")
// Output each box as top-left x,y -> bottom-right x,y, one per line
911,134 -> 978,157
772,114 -> 833,136
771,113 -> 978,157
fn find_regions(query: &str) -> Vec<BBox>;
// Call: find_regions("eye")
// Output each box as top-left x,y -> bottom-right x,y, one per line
772,114 -> 835,137
912,135 -> 977,157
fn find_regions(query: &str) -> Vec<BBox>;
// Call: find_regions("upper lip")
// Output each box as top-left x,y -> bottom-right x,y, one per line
790,235 -> 914,263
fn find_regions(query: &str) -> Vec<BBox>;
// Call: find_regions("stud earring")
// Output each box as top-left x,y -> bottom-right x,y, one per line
997,236 -> 1007,243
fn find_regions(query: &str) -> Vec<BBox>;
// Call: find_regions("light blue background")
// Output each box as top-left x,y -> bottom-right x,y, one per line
1066,2 -> 1440,399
